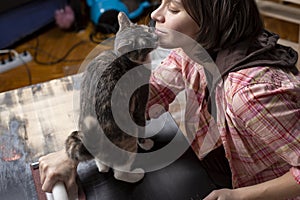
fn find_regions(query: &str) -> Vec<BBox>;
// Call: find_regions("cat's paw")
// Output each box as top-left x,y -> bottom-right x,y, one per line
113,168 -> 144,183
65,131 -> 93,161
95,158 -> 110,173
138,138 -> 154,151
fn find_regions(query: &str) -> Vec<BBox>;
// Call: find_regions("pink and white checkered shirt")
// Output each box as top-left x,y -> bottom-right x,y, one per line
147,48 -> 300,194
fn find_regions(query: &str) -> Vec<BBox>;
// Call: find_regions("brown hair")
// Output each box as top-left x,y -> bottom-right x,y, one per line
181,0 -> 264,52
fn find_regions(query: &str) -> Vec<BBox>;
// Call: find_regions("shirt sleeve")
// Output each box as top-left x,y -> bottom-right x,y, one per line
232,79 -> 300,183
146,50 -> 186,118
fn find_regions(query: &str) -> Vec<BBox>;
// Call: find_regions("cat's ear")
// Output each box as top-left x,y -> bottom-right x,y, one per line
118,12 -> 132,30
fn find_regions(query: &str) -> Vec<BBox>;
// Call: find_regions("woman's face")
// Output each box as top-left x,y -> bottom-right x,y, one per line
151,0 -> 200,48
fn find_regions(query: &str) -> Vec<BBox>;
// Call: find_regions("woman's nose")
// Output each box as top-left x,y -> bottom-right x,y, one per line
150,5 -> 165,23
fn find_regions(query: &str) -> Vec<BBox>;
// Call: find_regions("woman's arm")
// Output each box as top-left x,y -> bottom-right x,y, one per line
207,69 -> 300,200
204,170 -> 300,200
146,50 -> 186,118
38,149 -> 79,199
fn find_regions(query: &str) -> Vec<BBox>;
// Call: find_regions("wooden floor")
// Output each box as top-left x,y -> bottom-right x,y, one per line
0,10 -> 299,93
0,22 -> 99,93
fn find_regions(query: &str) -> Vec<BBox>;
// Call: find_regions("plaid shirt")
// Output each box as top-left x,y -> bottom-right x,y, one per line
147,48 -> 300,193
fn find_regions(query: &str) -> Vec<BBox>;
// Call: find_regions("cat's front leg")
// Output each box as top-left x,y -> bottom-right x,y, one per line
113,168 -> 144,183
95,158 -> 110,172
113,153 -> 144,183
138,138 -> 154,151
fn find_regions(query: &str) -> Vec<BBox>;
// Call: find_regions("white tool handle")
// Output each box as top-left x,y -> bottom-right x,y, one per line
53,182 -> 69,200
46,181 -> 69,200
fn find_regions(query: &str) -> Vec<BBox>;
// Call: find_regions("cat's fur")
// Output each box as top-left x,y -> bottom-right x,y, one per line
65,12 -> 158,183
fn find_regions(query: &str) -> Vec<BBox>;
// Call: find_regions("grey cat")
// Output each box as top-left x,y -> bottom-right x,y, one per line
65,12 -> 158,183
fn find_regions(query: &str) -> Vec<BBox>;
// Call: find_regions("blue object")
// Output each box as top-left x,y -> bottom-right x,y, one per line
87,0 -> 151,25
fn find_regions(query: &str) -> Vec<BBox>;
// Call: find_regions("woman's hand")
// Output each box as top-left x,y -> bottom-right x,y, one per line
204,171 -> 300,200
39,149 -> 79,199
203,188 -> 242,200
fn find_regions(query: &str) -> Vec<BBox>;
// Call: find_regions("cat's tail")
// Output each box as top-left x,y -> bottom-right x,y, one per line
65,131 -> 94,162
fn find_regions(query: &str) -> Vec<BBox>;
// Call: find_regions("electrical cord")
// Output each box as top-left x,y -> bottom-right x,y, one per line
35,38 -> 88,65
89,31 -> 113,44
18,54 -> 32,85
24,37 -> 89,65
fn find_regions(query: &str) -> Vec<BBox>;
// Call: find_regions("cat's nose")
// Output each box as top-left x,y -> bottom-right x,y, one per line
148,19 -> 156,28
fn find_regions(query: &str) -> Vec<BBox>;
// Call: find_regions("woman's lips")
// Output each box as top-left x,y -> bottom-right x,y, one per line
155,28 -> 167,35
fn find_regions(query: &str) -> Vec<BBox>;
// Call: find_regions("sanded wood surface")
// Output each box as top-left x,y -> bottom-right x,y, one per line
0,74 -> 82,199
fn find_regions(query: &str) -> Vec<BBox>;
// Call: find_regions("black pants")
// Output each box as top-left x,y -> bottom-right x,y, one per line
77,114 -> 232,200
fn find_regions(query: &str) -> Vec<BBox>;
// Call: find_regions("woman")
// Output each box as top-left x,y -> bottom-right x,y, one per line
40,0 -> 300,199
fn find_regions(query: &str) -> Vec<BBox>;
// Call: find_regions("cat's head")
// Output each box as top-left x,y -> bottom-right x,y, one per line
114,12 -> 158,62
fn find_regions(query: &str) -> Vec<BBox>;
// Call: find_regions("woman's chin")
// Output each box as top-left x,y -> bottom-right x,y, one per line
158,39 -> 174,49
158,37 -> 182,49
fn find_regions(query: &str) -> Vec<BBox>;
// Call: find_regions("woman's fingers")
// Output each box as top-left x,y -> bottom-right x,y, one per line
38,150 -> 78,193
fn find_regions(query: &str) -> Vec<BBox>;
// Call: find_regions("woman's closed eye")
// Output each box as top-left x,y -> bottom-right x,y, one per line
167,1 -> 182,14
168,7 -> 180,14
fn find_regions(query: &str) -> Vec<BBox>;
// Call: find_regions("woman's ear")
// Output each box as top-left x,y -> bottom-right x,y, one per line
118,12 -> 132,30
